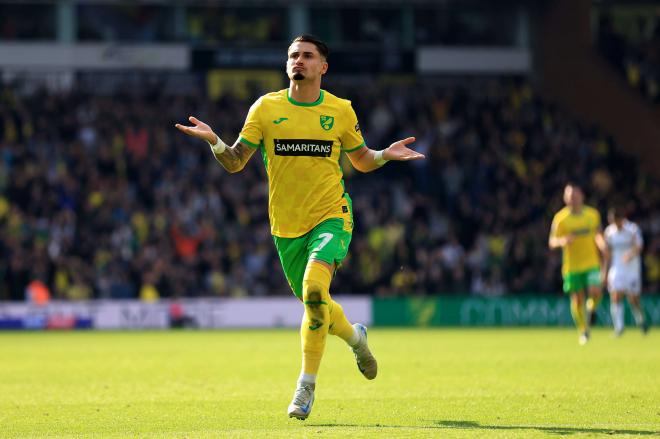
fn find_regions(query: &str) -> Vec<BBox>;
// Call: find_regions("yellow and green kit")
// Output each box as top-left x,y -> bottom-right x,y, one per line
550,206 -> 602,294
239,88 -> 365,298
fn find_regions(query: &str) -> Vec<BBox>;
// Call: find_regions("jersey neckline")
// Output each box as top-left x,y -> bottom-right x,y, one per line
287,89 -> 325,107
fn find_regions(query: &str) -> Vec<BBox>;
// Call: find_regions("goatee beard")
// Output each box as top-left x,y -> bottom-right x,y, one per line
292,72 -> 305,80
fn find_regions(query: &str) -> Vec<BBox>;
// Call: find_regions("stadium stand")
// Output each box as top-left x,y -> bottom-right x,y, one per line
596,7 -> 660,104
1,78 -> 658,300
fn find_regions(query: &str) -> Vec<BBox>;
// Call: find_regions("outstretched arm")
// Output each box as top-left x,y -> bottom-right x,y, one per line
175,116 -> 256,173
345,137 -> 425,173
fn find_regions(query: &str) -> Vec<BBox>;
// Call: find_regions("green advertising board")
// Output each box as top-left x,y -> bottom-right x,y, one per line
373,295 -> 660,327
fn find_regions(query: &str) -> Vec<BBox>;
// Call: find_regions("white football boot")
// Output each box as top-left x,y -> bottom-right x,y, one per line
287,382 -> 315,420
352,323 -> 378,380
578,331 -> 590,346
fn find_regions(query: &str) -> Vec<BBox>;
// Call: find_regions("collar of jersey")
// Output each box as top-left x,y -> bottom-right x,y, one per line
287,89 -> 324,107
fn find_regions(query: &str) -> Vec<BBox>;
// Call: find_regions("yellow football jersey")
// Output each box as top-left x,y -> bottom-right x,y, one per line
239,89 -> 365,238
550,206 -> 602,274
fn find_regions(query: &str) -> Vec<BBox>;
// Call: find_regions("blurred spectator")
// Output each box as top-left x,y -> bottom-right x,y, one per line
25,279 -> 50,305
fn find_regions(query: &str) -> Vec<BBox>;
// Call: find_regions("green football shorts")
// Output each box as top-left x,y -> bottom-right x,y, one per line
563,267 -> 601,294
273,198 -> 353,300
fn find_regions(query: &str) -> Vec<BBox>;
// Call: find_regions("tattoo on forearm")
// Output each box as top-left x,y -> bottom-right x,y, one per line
213,142 -> 254,173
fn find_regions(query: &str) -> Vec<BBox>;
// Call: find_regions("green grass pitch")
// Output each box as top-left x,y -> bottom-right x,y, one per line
0,328 -> 658,438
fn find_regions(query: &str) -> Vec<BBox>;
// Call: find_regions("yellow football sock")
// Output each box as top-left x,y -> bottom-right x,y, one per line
300,261 -> 331,376
586,295 -> 601,314
570,297 -> 586,333
328,299 -> 355,344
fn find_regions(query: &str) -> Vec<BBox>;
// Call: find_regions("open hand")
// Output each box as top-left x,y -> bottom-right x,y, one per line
175,116 -> 217,144
383,137 -> 425,161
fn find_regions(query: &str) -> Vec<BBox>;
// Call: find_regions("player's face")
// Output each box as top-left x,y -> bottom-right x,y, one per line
286,42 -> 328,82
563,185 -> 584,208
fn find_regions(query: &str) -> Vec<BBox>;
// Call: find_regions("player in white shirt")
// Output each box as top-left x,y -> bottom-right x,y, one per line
604,207 -> 649,336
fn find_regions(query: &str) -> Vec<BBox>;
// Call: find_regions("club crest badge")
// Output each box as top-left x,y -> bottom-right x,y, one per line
320,115 -> 334,131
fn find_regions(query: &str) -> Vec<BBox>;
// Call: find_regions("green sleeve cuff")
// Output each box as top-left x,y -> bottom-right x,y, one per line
239,136 -> 260,148
343,141 -> 365,153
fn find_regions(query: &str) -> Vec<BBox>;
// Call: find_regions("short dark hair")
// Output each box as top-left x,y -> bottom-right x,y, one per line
290,34 -> 329,59
564,181 -> 583,192
608,205 -> 626,220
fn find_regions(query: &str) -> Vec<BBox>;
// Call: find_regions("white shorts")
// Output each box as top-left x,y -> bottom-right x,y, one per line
608,268 -> 641,295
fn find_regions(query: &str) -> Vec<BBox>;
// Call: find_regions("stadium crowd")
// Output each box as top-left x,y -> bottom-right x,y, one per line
597,9 -> 660,104
1,78 -> 659,301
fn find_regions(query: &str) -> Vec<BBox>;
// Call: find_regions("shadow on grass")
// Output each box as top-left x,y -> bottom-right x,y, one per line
309,420 -> 659,436
435,420 -> 659,436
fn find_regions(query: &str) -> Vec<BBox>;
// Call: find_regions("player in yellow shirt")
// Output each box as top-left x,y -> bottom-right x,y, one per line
549,183 -> 608,345
175,35 -> 424,420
